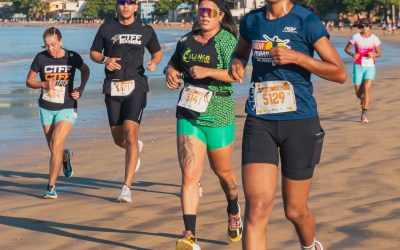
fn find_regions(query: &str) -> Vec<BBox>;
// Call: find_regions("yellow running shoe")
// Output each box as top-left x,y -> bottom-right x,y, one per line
228,204 -> 243,242
176,230 -> 201,250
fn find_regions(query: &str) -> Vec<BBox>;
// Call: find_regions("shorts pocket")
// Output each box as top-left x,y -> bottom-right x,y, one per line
310,129 -> 325,166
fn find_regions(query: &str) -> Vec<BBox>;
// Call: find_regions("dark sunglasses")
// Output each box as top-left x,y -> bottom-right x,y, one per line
117,0 -> 137,5
358,23 -> 369,29
197,7 -> 221,18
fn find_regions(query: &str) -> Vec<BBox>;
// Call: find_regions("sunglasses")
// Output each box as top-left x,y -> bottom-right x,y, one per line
117,0 -> 137,5
358,23 -> 369,29
197,8 -> 221,18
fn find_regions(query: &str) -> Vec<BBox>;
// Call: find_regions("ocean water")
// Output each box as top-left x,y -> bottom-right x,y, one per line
0,25 -> 397,146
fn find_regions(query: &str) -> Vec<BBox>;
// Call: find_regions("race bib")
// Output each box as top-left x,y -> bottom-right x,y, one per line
111,80 -> 135,96
254,81 -> 297,115
361,57 -> 374,67
178,85 -> 212,113
42,86 -> 65,104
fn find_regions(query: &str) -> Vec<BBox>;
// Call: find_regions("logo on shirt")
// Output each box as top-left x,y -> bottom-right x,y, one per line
252,35 -> 291,65
111,34 -> 142,45
183,48 -> 211,64
282,27 -> 297,33
44,65 -> 71,86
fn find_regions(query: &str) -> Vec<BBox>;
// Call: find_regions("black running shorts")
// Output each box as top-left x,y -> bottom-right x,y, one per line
104,91 -> 147,126
242,115 -> 325,180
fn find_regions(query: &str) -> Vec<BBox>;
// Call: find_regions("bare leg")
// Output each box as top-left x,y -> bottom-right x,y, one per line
178,135 -> 206,215
242,163 -> 278,250
361,79 -> 373,110
110,120 -> 140,187
282,177 -> 315,247
208,143 -> 238,201
43,121 -> 73,185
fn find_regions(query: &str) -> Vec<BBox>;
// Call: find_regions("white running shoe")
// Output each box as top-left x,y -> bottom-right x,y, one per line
117,185 -> 132,203
135,140 -> 143,172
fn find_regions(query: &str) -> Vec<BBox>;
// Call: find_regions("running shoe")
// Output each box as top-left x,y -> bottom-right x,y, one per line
117,184 -> 132,203
62,148 -> 73,177
135,140 -> 143,173
176,230 -> 201,250
44,184 -> 57,199
314,240 -> 324,250
228,203 -> 243,242
361,114 -> 369,123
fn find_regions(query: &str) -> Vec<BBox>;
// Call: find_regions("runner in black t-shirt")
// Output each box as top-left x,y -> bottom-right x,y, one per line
26,27 -> 90,199
90,0 -> 162,203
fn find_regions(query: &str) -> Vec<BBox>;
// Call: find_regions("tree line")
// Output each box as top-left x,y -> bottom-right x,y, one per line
7,0 -> 400,22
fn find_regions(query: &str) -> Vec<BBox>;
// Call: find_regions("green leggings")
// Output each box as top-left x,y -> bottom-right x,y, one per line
177,118 -> 235,150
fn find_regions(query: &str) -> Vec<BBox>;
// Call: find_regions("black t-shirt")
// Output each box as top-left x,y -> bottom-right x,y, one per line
90,19 -> 161,93
30,50 -> 83,110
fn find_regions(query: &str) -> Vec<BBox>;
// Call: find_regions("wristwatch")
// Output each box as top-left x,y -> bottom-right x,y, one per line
101,56 -> 108,64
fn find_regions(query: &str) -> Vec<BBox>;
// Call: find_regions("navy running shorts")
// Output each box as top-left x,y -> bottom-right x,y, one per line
104,91 -> 147,126
242,115 -> 325,180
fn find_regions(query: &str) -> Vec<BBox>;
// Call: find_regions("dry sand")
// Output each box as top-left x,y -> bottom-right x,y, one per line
0,28 -> 399,249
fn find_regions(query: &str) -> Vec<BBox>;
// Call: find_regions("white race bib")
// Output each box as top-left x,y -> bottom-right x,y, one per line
254,81 -> 297,115
42,86 -> 65,104
178,85 -> 212,113
111,80 -> 135,96
361,57 -> 374,67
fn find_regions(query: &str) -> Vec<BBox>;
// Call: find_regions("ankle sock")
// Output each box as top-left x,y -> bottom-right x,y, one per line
227,197 -> 239,215
183,214 -> 196,235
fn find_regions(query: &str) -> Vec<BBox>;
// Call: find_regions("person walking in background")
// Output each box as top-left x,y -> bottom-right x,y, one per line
90,0 -> 162,203
164,0 -> 242,249
26,27 -> 90,199
345,18 -> 381,123
229,0 -> 346,249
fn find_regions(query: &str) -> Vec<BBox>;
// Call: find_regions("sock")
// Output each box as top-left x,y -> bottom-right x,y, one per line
362,108 -> 367,115
301,239 -> 316,250
183,214 -> 196,235
47,184 -> 55,191
227,197 -> 239,215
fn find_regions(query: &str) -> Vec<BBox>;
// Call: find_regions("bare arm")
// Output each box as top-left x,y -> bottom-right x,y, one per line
270,36 -> 347,83
229,36 -> 252,83
145,50 -> 163,72
70,62 -> 90,100
26,70 -> 52,89
90,50 -> 121,71
189,67 -> 236,83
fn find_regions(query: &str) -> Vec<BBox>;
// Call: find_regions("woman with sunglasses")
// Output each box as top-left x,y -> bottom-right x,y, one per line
164,0 -> 242,249
26,27 -> 90,199
90,0 -> 162,202
345,18 -> 381,123
230,0 -> 346,249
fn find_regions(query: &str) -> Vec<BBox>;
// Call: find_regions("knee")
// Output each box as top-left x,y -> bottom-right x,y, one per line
284,205 -> 310,223
124,131 -> 138,147
113,137 -> 125,148
246,199 -> 273,222
49,139 -> 64,154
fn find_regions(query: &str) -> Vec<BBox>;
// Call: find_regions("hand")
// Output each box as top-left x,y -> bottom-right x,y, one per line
269,47 -> 299,65
45,78 -> 56,89
70,87 -> 83,100
165,67 -> 181,90
229,58 -> 245,83
145,60 -> 157,72
353,53 -> 360,60
105,57 -> 121,71
189,66 -> 208,79
367,52 -> 374,58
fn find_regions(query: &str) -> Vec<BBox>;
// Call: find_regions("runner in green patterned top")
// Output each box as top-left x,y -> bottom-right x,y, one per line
164,0 -> 243,249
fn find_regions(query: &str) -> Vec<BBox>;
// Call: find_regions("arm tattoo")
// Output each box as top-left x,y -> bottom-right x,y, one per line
177,135 -> 195,168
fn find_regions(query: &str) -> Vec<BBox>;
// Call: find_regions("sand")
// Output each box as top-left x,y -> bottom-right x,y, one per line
0,28 -> 399,249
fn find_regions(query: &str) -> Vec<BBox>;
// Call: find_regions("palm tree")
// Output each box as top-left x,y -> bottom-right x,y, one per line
21,0 -> 49,20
